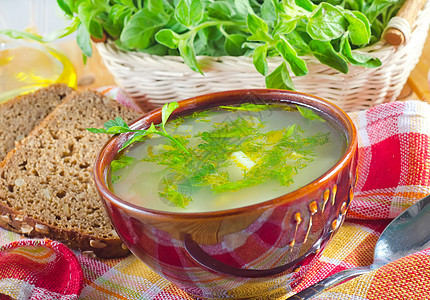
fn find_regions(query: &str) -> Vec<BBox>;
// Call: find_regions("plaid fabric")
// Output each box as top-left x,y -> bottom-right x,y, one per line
0,94 -> 429,299
0,239 -> 83,300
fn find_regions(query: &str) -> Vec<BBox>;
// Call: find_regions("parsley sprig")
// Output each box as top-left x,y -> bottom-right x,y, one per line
87,102 -> 189,154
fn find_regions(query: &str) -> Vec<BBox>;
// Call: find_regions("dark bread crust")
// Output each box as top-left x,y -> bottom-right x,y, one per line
0,204 -> 128,258
0,89 -> 141,258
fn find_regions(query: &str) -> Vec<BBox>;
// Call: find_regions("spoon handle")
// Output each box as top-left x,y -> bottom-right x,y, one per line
289,265 -> 372,299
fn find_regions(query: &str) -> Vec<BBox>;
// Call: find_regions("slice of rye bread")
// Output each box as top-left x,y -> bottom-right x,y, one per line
0,84 -> 74,161
0,89 -> 141,258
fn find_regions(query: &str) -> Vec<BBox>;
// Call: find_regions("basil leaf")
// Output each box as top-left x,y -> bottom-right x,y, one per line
178,39 -> 202,74
261,0 -> 277,26
265,62 -> 294,90
224,34 -> 247,56
247,14 -> 271,42
57,0 -> 73,16
273,15 -> 298,35
207,1 -> 234,20
121,9 -> 167,50
351,11 -> 371,38
285,31 -> 310,56
253,44 -> 269,76
175,0 -> 204,27
307,3 -> 348,41
343,11 -> 370,45
144,0 -> 165,12
155,29 -> 181,49
77,2 -> 104,39
309,40 -> 348,74
247,13 -> 269,36
234,0 -> 254,17
295,0 -> 317,12
363,0 -> 395,23
76,22 -> 93,57
275,36 -> 308,77
340,36 -> 381,68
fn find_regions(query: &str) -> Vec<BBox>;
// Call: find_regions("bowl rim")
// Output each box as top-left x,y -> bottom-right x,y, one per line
93,88 -> 358,220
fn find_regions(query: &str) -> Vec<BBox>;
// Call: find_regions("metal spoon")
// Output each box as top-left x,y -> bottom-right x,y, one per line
290,194 -> 430,299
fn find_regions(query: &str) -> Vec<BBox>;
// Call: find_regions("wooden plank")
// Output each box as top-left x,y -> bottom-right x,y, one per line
406,28 -> 430,103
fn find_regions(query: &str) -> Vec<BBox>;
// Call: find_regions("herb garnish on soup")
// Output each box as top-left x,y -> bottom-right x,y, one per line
88,102 -> 345,212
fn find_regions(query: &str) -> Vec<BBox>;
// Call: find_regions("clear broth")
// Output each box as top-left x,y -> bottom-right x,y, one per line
110,104 -> 345,212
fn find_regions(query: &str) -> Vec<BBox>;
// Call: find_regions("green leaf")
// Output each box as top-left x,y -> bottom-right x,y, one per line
57,0 -> 73,16
340,36 -> 381,68
351,11 -> 371,38
265,62 -> 294,90
275,36 -> 308,77
174,0 -> 204,27
295,0 -> 317,12
76,22 -> 93,57
207,1 -> 234,20
343,11 -> 370,45
162,102 -> 179,129
224,34 -> 247,56
247,13 -> 269,36
307,3 -> 348,41
234,0 -> 255,17
253,44 -> 269,76
122,131 -> 150,150
296,105 -> 326,122
261,0 -> 277,25
178,39 -> 202,74
246,14 -> 272,42
309,40 -> 348,74
107,5 -> 134,38
77,2 -> 104,39
155,29 -> 181,49
273,15 -> 298,35
105,117 -> 130,130
144,0 -> 165,12
120,9 -> 167,50
86,128 -> 108,134
285,31 -> 310,56
363,0 -> 395,23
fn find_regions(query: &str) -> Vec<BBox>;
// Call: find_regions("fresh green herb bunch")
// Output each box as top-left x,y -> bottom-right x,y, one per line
1,0 -> 404,90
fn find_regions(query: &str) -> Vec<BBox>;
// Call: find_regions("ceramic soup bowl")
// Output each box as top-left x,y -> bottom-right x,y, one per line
94,89 -> 358,299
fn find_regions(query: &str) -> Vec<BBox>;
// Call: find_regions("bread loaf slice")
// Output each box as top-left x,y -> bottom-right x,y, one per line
0,84 -> 73,160
0,89 -> 141,258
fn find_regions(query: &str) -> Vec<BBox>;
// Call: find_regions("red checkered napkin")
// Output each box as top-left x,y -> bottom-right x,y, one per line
0,239 -> 83,300
347,100 -> 430,219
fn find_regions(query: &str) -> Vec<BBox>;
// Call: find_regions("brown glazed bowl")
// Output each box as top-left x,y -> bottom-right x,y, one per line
94,89 -> 358,299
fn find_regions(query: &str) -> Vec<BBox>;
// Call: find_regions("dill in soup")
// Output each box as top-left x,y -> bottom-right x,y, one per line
108,103 -> 345,213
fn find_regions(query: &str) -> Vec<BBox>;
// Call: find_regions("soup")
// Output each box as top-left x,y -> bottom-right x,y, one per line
109,103 -> 345,213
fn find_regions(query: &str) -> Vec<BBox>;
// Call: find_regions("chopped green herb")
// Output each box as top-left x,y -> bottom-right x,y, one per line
110,155 -> 134,183
90,103 -> 331,209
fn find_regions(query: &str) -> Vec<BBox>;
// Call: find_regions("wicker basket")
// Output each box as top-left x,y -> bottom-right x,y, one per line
95,1 -> 430,112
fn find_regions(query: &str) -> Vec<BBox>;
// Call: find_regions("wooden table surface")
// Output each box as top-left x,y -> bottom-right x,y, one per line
57,29 -> 430,106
